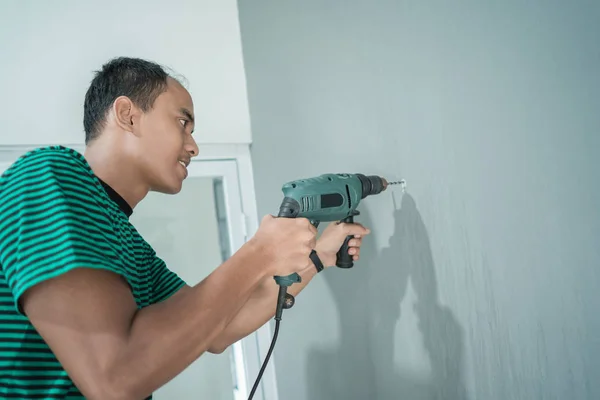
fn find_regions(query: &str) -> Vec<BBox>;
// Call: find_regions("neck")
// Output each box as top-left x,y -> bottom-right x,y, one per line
83,137 -> 149,209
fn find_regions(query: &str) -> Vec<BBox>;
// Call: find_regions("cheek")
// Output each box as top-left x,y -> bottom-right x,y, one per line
142,120 -> 181,149
147,120 -> 168,140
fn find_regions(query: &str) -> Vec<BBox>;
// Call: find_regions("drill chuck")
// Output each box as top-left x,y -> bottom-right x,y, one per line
356,174 -> 387,198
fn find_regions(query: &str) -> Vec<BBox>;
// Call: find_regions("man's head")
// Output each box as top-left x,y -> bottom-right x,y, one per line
83,57 -> 198,195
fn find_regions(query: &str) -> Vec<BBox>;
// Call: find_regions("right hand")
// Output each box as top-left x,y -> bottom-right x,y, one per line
250,214 -> 318,277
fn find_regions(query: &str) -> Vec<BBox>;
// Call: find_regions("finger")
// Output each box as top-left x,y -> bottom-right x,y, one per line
306,228 -> 317,242
296,217 -> 310,226
348,247 -> 360,256
342,222 -> 371,236
262,214 -> 274,223
348,238 -> 362,247
300,220 -> 318,235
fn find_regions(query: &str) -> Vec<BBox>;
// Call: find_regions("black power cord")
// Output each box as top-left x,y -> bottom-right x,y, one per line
247,286 -> 295,400
247,319 -> 280,400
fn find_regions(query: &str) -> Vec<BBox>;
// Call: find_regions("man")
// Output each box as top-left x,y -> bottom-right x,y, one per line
0,57 -> 369,399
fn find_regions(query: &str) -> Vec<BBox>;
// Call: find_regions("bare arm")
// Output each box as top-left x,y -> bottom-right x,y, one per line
208,263 -> 318,353
22,240 -> 274,400
208,222 -> 370,352
170,262 -> 317,354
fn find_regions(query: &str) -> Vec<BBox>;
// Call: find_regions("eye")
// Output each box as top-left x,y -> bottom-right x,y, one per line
179,119 -> 188,127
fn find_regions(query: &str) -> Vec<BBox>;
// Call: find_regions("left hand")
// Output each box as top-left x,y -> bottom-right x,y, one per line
314,221 -> 371,268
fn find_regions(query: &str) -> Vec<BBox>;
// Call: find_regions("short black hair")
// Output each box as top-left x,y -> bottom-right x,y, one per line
83,57 -> 169,144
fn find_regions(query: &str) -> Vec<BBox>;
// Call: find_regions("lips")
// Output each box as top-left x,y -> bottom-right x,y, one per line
178,159 -> 189,178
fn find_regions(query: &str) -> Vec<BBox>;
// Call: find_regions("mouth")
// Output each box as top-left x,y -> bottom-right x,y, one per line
178,159 -> 189,178
178,158 -> 190,168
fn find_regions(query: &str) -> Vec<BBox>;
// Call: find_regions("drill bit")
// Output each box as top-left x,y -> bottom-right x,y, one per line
386,179 -> 406,193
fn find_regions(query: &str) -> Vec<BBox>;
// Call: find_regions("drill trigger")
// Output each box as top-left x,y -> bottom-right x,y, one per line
336,209 -> 360,224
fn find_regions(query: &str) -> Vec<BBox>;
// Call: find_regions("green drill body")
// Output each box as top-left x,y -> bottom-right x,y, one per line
279,173 -> 367,224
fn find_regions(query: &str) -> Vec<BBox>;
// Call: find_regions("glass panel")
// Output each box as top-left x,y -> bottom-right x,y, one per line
131,176 -> 236,400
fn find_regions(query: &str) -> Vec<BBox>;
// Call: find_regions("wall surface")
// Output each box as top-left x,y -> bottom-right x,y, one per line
0,0 -> 251,145
238,1 -> 600,399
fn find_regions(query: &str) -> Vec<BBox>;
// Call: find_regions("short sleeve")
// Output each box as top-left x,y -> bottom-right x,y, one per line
148,253 -> 187,303
0,150 -> 125,314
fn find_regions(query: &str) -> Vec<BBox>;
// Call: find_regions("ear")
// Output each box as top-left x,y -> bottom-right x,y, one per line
113,96 -> 142,136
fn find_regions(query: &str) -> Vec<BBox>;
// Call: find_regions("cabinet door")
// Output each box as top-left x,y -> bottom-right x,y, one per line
131,159 -> 248,400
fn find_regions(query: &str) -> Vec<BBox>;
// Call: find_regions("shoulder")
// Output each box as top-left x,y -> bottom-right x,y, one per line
1,145 -> 92,182
0,145 -> 102,197
0,146 -> 108,220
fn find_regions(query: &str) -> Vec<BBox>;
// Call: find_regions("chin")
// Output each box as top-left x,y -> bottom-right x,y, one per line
151,178 -> 184,195
163,182 -> 183,195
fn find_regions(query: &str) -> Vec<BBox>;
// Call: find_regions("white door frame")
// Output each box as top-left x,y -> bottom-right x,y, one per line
0,142 -> 279,400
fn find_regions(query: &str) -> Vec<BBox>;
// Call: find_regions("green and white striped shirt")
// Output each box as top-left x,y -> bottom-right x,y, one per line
0,145 -> 185,399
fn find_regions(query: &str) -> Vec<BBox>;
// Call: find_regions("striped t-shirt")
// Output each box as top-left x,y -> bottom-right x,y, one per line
0,146 -> 186,399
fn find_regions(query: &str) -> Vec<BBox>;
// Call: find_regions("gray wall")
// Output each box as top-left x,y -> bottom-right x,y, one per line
238,2 -> 600,399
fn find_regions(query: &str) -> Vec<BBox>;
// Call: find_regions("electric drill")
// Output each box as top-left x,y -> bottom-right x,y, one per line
272,173 -> 399,315
280,172 -> 393,260
247,173 -> 402,400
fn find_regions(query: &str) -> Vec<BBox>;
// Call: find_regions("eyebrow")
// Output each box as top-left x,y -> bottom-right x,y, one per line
180,107 -> 195,133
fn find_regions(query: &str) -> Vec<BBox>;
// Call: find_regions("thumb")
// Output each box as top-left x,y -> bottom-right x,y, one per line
342,222 -> 371,237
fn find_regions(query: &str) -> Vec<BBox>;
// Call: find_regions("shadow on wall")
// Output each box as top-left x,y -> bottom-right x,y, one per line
307,193 -> 469,400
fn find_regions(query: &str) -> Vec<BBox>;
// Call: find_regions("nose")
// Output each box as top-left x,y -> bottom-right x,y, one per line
185,136 -> 199,158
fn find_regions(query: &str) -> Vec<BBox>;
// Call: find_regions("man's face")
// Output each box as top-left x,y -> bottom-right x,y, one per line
135,77 -> 199,194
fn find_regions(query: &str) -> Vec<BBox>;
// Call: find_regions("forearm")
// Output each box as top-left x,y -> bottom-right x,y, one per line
210,260 -> 319,352
110,240 -> 271,399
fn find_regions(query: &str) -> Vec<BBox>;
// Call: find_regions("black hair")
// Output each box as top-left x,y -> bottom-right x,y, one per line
83,57 -> 170,144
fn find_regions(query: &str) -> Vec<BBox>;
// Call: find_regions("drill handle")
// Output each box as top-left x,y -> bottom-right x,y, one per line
336,215 -> 356,268
274,197 -> 303,285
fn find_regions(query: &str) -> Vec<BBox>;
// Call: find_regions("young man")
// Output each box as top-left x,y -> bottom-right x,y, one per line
0,57 -> 369,399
